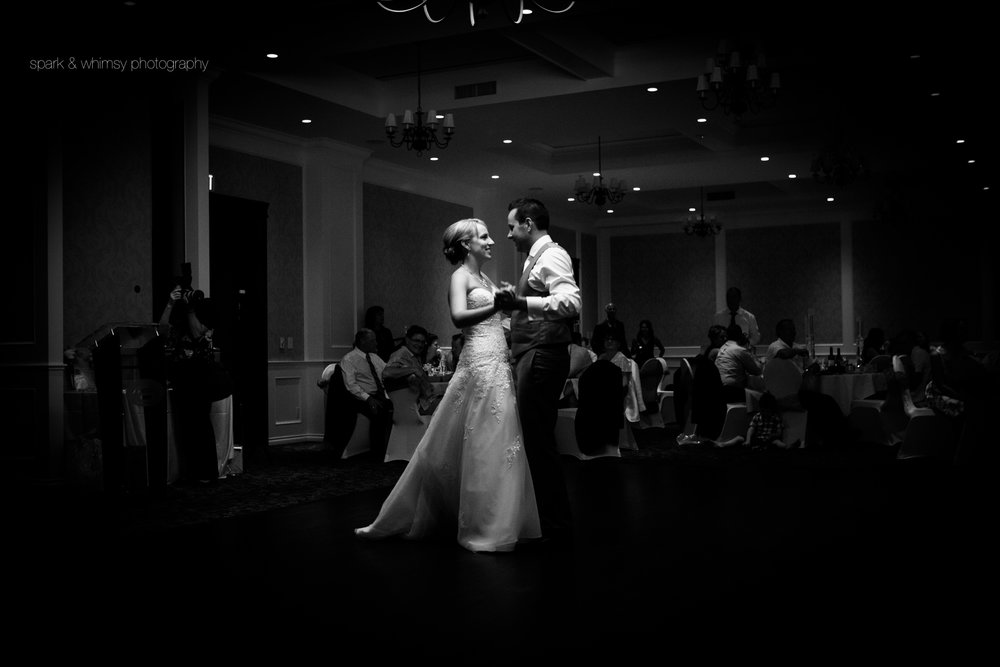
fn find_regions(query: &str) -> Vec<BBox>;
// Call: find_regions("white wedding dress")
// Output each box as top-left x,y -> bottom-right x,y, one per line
355,283 -> 541,552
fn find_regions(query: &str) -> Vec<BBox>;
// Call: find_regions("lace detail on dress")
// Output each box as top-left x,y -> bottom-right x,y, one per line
450,284 -> 513,419
504,435 -> 522,470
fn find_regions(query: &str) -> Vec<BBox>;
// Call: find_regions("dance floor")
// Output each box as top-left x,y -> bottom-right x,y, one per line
7,439 -> 991,661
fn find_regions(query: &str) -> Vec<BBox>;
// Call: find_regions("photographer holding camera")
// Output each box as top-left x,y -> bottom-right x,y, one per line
159,276 -> 233,484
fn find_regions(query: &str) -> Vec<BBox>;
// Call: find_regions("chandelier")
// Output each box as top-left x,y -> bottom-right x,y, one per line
377,1 -> 575,26
384,52 -> 454,156
572,136 -> 627,208
696,39 -> 780,119
684,187 -> 722,237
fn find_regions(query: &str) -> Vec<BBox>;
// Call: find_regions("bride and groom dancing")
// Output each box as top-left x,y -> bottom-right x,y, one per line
355,197 -> 581,552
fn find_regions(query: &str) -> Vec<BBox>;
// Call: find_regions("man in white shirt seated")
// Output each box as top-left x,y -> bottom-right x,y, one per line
338,328 -> 394,460
715,324 -> 763,403
714,286 -> 761,347
766,318 -> 814,371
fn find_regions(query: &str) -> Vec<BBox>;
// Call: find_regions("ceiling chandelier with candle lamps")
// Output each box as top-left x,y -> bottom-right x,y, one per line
572,136 -> 627,208
696,38 -> 780,119
384,51 -> 453,156
377,1 -> 576,26
684,187 -> 722,237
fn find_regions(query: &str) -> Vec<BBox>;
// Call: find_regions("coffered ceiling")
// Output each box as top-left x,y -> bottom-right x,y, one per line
18,1 -> 994,231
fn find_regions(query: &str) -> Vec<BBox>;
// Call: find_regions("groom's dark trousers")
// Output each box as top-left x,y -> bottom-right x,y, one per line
514,344 -> 572,539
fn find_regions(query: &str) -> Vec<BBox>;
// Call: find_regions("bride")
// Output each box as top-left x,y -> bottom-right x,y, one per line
355,218 -> 541,552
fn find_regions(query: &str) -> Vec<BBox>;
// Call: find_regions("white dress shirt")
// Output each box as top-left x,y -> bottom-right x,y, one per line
339,347 -> 387,401
714,306 -> 760,346
521,235 -> 581,322
765,338 -> 811,371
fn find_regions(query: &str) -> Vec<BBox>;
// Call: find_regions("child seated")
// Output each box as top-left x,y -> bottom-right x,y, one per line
715,391 -> 797,449
746,391 -> 794,450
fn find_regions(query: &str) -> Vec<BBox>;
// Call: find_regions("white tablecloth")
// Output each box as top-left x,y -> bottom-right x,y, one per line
803,372 -> 886,415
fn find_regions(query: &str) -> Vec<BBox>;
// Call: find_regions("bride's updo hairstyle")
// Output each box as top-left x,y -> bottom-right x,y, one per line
442,218 -> 484,265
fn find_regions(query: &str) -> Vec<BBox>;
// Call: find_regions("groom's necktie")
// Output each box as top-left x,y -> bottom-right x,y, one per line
729,310 -> 738,328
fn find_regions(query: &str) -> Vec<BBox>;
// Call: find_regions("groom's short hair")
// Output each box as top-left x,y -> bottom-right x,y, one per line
508,197 -> 549,230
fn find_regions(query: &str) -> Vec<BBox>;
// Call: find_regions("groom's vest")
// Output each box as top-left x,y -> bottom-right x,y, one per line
510,242 -> 573,360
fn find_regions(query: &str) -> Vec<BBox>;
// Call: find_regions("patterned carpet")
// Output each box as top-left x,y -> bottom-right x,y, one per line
23,429 -> 903,535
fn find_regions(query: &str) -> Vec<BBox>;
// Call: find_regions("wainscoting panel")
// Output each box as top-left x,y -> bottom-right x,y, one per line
268,362 -> 330,445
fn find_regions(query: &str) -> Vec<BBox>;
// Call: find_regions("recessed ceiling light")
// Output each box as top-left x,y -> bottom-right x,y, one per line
788,174 -> 797,179
632,186 -> 641,191
429,156 -> 439,161
826,197 -> 835,202
567,197 -> 575,202
760,156 -> 770,162
956,139 -> 966,144
689,207 -> 696,212
968,159 -> 976,164
435,114 -> 444,119
697,118 -> 707,123
930,92 -> 941,97
592,171 -> 600,177
910,54 -> 921,59
522,8 -> 533,13
502,139 -> 512,144
301,119 -> 311,124
984,186 -> 991,191
266,53 -> 279,59
606,209 -> 614,214
491,175 -> 500,179
647,86 -> 658,92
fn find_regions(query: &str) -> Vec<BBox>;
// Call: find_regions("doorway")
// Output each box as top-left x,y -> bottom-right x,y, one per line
210,192 -> 268,465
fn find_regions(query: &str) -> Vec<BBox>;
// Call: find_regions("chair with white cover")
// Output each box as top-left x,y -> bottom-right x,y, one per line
320,363 -> 371,459
638,357 -> 674,430
555,408 -> 620,460
673,358 -> 695,435
762,357 -> 809,446
556,360 -> 623,459
717,403 -> 749,443
384,385 -> 429,462
896,386 -> 957,462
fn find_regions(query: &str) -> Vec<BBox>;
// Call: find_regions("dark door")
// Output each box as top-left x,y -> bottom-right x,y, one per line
210,192 -> 268,466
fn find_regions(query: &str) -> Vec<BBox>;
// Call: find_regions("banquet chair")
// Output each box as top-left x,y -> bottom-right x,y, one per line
555,360 -> 624,459
762,357 -> 809,446
717,403 -> 749,442
320,363 -> 371,459
637,358 -> 672,429
384,385 -> 429,462
689,357 -> 727,440
673,358 -> 695,434
895,385 -> 957,462
867,354 -> 893,372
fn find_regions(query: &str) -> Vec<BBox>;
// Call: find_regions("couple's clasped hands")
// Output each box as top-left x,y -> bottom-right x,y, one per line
493,282 -> 518,312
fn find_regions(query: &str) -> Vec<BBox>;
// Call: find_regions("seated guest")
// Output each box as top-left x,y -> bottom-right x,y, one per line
597,329 -> 630,373
716,391 -> 795,451
697,324 -> 728,363
568,331 -> 597,379
766,318 -> 814,371
889,328 -> 932,403
445,332 -> 465,372
861,327 -> 887,366
592,302 -> 630,359
339,328 -> 394,460
715,324 -> 762,403
425,332 -> 443,369
382,325 -> 441,415
630,319 -> 665,367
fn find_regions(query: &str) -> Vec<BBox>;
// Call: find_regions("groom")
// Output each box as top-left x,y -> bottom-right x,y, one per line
497,197 -> 581,544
